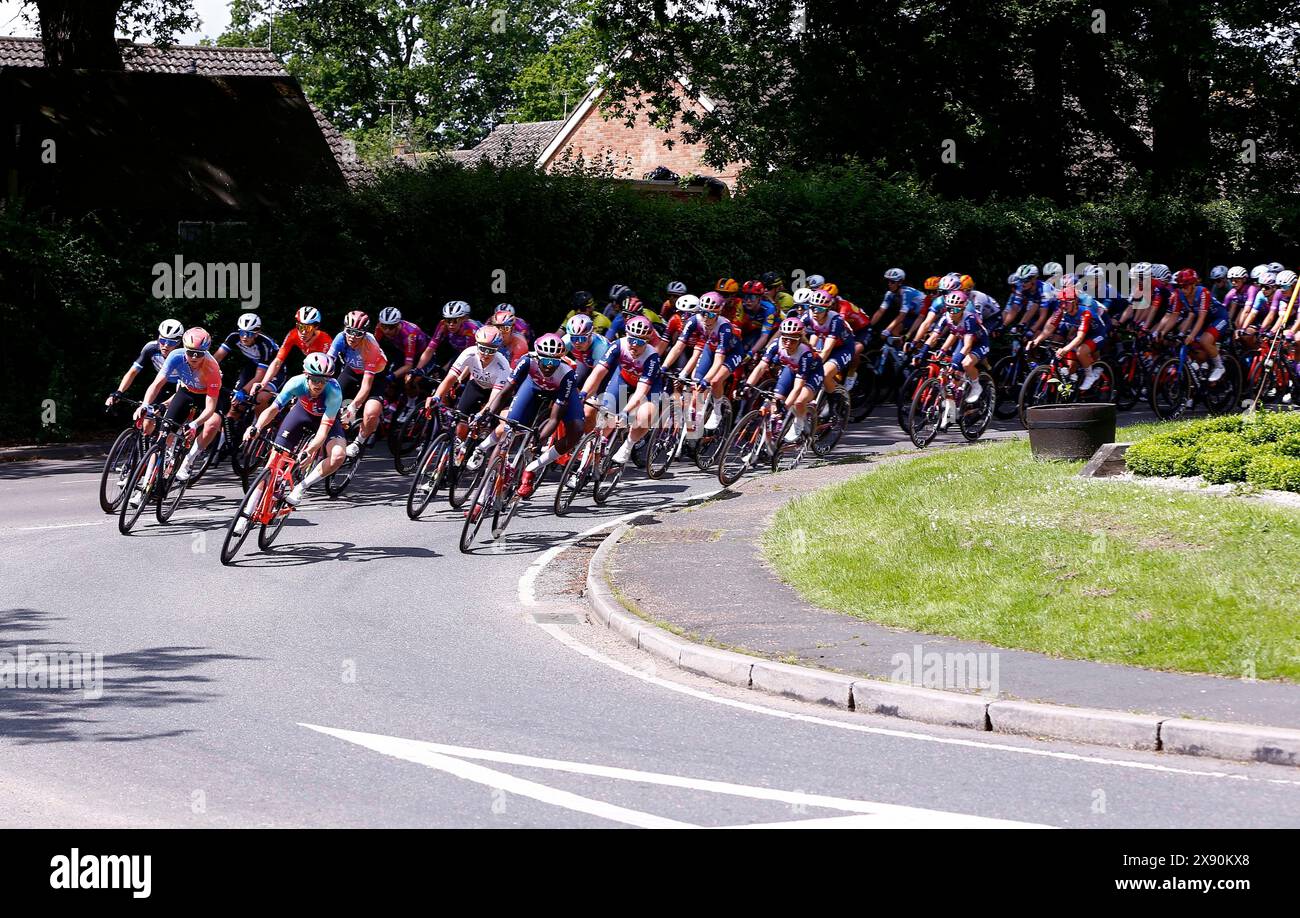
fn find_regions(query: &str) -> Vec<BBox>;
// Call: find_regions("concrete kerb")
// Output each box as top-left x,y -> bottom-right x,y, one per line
0,441 -> 110,463
582,479 -> 1300,769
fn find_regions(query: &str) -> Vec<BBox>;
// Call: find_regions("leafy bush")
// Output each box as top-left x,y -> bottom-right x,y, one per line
1124,438 -> 1203,478
1245,454 -> 1300,492
1195,433 -> 1260,484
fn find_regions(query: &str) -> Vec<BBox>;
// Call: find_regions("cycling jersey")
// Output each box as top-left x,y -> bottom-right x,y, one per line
762,340 -> 819,377
132,340 -> 171,373
428,318 -> 483,355
216,331 -> 278,368
739,297 -> 778,336
1056,303 -> 1106,342
802,311 -> 851,346
501,332 -> 530,368
327,331 -> 388,377
511,316 -> 534,341
600,338 -> 665,387
1241,288 -> 1273,325
949,308 -> 991,365
684,315 -> 742,356
159,349 -> 223,397
1223,284 -> 1256,318
1170,285 -> 1229,337
967,290 -> 1002,323
1006,280 -> 1053,317
274,373 -> 343,419
771,290 -> 795,319
375,319 -> 429,368
450,344 -> 513,391
274,326 -> 332,365
878,286 -> 925,325
510,353 -> 577,396
837,297 -> 871,333
563,333 -> 610,385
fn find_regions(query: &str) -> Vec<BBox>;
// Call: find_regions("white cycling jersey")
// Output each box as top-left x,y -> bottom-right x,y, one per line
452,345 -> 512,390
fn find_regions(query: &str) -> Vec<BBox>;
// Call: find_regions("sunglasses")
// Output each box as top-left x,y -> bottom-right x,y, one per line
811,306 -> 829,314
306,373 -> 330,383
344,327 -> 365,337
239,330 -> 258,338
158,337 -> 180,347
538,357 -> 561,371
700,311 -> 717,320
779,335 -> 801,344
569,334 -> 590,345
476,345 -> 499,357
296,322 -> 317,332
185,348 -> 206,359
626,336 -> 647,348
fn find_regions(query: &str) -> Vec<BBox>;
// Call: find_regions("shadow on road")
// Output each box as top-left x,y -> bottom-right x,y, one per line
0,607 -> 258,744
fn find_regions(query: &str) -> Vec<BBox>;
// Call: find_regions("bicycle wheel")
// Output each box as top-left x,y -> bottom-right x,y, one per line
407,433 -> 452,520
99,428 -> 140,514
990,355 -> 1024,420
1150,358 -> 1190,420
1204,355 -> 1242,415
389,408 -> 427,475
593,429 -> 629,505
491,433 -> 534,540
644,397 -> 680,480
770,413 -> 808,473
156,442 -> 190,524
554,432 -> 598,516
257,473 -> 292,550
220,467 -> 269,565
118,442 -> 163,534
897,367 -> 928,432
909,378 -> 945,448
718,409 -> 765,487
459,451 -> 504,553
325,437 -> 362,498
959,372 -> 995,441
811,391 -> 849,457
692,398 -> 732,471
1017,365 -> 1057,428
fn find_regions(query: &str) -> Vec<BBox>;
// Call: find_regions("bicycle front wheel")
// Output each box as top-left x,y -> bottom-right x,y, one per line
99,428 -> 140,514
554,432 -> 598,517
459,452 -> 503,553
118,442 -> 163,534
909,379 -> 944,448
718,409 -> 765,487
407,433 -> 452,520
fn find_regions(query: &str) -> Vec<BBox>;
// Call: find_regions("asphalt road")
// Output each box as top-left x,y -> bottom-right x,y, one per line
2,411 -> 1298,828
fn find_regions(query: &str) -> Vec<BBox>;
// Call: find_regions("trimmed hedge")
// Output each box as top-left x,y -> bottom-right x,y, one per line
9,159 -> 1300,441
1125,413 -> 1300,492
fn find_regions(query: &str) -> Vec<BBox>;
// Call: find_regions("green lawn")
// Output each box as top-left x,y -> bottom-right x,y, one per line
763,439 -> 1300,681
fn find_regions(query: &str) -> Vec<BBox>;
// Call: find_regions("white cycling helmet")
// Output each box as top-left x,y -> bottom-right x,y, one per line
1250,264 -> 1269,281
303,352 -> 334,376
378,307 -> 402,325
295,306 -> 321,325
625,316 -> 653,339
565,314 -> 593,337
1042,261 -> 1064,278
1260,271 -> 1278,287
1268,261 -> 1284,274
666,280 -> 688,296
1150,264 -> 1171,281
883,267 -> 906,283
1227,265 -> 1248,280
1007,272 -> 1021,286
236,312 -> 261,332
1129,261 -> 1151,279
158,319 -> 184,339
1277,270 -> 1298,289
442,300 -> 471,320
1209,265 -> 1228,281
938,273 -> 962,292
805,274 -> 826,289
792,287 -> 814,305
1015,264 -> 1039,281
778,316 -> 804,337
675,293 -> 701,313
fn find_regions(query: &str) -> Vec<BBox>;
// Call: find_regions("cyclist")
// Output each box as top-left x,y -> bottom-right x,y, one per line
1223,266 -> 1254,327
762,272 -> 795,320
562,313 -> 610,388
580,315 -> 665,466
803,288 -> 855,396
1237,271 -> 1278,335
921,276 -> 942,314
488,309 -> 531,367
910,273 -> 963,343
665,291 -> 699,347
662,281 -> 688,320
738,279 -> 778,356
871,267 -> 927,343
213,312 -> 281,414
1031,285 -> 1108,392
715,277 -> 744,330
374,307 -> 430,389
935,290 -> 988,405
260,306 -> 333,392
605,284 -> 635,322
432,325 -> 514,467
959,274 -> 1003,334
606,295 -> 668,351
327,310 -> 389,458
416,300 -> 481,373
1118,263 -> 1169,331
744,316 -> 824,443
1266,270 -> 1299,336
492,303 -> 533,344
106,318 -> 184,407
1003,264 -> 1051,329
241,351 -> 348,511
564,290 -> 612,336
1208,265 -> 1230,304
681,292 -> 744,430
137,327 -> 229,483
1158,268 -> 1228,382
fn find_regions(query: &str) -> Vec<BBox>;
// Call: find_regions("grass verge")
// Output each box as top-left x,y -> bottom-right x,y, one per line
763,438 -> 1300,681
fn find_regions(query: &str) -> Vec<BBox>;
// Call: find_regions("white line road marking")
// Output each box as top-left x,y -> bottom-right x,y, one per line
302,723 -> 1046,828
301,724 -> 696,828
8,520 -> 109,532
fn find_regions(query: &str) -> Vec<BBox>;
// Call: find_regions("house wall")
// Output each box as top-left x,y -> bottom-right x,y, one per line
543,86 -> 744,188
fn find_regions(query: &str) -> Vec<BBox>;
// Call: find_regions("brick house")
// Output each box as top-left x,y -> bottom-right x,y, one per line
445,79 -> 745,192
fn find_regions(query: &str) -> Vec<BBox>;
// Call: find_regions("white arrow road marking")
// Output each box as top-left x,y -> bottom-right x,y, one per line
301,723 -> 1047,828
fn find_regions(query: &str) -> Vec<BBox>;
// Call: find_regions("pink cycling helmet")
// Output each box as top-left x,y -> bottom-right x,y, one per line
699,291 -> 726,310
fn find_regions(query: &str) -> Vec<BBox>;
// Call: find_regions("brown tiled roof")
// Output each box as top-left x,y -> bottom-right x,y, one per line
0,35 -> 370,185
0,35 -> 289,76
456,119 -> 564,166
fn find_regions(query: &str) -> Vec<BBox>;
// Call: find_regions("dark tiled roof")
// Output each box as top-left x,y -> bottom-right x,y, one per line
0,35 -> 370,185
457,119 -> 564,166
0,35 -> 289,76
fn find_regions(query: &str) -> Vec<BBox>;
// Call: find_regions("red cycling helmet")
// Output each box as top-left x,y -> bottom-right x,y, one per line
741,280 -> 766,296
1175,268 -> 1199,286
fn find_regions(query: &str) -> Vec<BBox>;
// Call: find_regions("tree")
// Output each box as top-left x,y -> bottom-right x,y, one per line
219,0 -> 597,159
25,0 -> 197,69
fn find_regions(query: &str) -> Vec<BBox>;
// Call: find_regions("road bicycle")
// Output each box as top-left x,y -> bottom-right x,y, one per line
988,327 -> 1046,420
644,372 -> 720,479
554,403 -> 631,516
1017,350 -> 1115,428
117,415 -> 194,533
220,438 -> 312,564
459,414 -> 544,553
717,385 -> 810,486
406,405 -> 488,519
98,397 -> 155,514
387,366 -> 446,476
1149,331 -> 1243,420
907,357 -> 995,448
